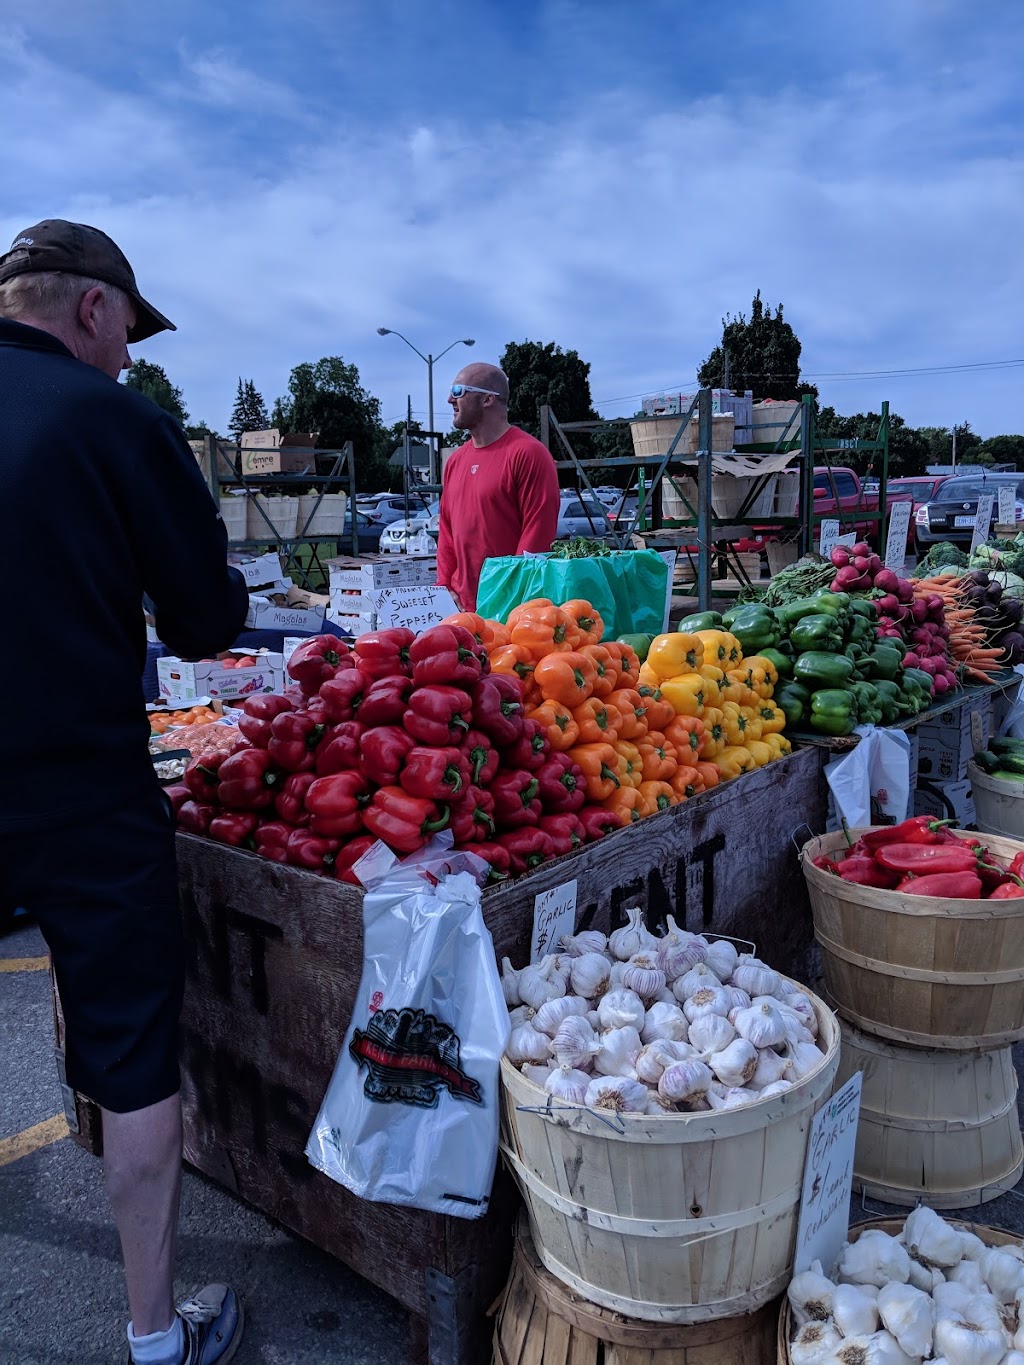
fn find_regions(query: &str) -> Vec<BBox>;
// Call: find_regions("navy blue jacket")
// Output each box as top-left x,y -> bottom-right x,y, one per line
0,319 -> 248,830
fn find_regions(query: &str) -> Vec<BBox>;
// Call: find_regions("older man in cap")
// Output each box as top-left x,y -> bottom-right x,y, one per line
0,222 -> 247,1364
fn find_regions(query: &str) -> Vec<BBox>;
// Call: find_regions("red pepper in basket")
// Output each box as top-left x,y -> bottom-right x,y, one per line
499,718 -> 550,772
535,754 -> 586,814
254,819 -> 293,863
208,811 -> 260,848
399,746 -> 470,801
354,628 -> 415,680
469,840 -> 512,882
410,624 -> 486,688
875,843 -> 980,876
285,826 -> 340,873
470,675 -> 524,747
811,854 -> 840,874
539,812 -> 585,856
578,807 -> 621,843
268,710 -> 327,772
184,751 -> 230,802
287,635 -> 354,695
357,675 -> 414,727
164,783 -> 190,814
860,816 -> 957,850
363,786 -> 450,853
314,721 -> 365,776
273,771 -> 315,825
334,834 -> 377,884
359,725 -> 416,785
449,785 -> 496,843
491,771 -> 542,829
498,827 -> 555,876
461,728 -> 499,786
896,870 -> 983,899
237,693 -> 295,747
836,856 -> 901,889
319,669 -> 370,723
989,881 -> 1024,899
216,748 -> 280,810
403,685 -> 472,746
177,799 -> 216,836
304,771 -> 371,838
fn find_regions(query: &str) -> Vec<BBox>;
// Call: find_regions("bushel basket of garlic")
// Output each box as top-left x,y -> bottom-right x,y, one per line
784,1208 -> 1024,1365
497,910 -> 841,1323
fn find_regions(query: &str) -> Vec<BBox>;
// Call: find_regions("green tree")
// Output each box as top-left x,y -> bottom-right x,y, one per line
816,408 -> 929,478
228,378 -> 269,445
951,421 -> 985,466
975,434 -> 1024,468
184,419 -> 218,441
123,359 -> 188,425
698,291 -> 817,403
272,357 -> 387,490
500,340 -> 597,438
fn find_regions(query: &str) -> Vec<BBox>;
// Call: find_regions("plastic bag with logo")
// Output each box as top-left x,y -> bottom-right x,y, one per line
305,836 -> 510,1217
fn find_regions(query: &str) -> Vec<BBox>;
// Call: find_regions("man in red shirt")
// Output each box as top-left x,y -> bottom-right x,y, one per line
436,362 -> 560,609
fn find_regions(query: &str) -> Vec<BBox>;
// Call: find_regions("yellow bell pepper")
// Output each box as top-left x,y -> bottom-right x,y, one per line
660,674 -> 706,717
699,664 -> 725,708
720,670 -> 748,706
764,733 -> 792,759
695,630 -> 742,667
717,745 -> 754,780
645,632 -> 704,681
721,701 -> 761,746
742,655 -> 778,697
746,739 -> 774,768
699,706 -> 726,758
612,739 -> 644,788
757,701 -> 786,735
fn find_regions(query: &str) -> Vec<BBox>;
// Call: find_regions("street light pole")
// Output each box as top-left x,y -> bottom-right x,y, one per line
377,329 -> 475,485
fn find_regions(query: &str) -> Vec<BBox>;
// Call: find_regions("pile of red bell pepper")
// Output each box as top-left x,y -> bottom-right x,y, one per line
167,629 -> 624,883
812,816 -> 1024,899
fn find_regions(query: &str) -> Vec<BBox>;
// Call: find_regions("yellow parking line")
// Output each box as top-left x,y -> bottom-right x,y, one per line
0,956 -> 49,973
0,1114 -> 69,1168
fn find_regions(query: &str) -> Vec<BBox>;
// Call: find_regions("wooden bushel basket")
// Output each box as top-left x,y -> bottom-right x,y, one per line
493,1214 -> 779,1365
801,828 -> 1024,1049
834,1019 -> 1023,1208
500,981 -> 839,1324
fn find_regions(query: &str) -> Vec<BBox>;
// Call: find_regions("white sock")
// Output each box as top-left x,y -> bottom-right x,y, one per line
127,1315 -> 185,1365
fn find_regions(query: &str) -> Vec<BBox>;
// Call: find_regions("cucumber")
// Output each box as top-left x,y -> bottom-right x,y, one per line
994,770 -> 1024,784
990,737 -> 1024,758
973,750 -> 1001,775
993,754 -> 1024,776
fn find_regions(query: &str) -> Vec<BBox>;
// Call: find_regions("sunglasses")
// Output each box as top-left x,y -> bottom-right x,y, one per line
449,383 -> 501,398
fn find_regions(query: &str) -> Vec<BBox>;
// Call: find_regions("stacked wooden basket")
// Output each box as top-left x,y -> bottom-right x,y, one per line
801,829 -> 1024,1209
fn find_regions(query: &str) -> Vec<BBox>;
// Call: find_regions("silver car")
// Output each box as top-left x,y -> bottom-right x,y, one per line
378,500 -> 441,553
556,495 -> 613,540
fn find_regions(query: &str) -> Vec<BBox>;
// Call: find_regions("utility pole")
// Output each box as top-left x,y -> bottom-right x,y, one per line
951,427 -> 957,475
723,347 -> 730,391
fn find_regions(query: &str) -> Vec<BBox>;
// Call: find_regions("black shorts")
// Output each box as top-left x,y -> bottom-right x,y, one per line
1,783 -> 183,1113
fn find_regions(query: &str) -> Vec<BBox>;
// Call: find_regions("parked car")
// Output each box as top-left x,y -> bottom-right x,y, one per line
555,495 -> 613,540
379,500 -> 441,553
358,493 -> 415,526
914,473 -> 1024,552
811,467 -> 880,543
339,509 -> 388,554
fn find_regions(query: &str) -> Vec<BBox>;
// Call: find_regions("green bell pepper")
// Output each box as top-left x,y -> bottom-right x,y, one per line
902,667 -> 936,700
850,682 -> 883,727
846,615 -> 875,644
810,689 -> 858,736
849,598 -> 879,620
791,613 -> 844,653
872,680 -> 904,722
777,596 -> 848,628
678,611 -> 723,632
812,588 -> 851,609
775,681 -> 811,726
757,647 -> 793,681
862,644 -> 902,681
722,604 -> 782,653
793,651 -> 856,688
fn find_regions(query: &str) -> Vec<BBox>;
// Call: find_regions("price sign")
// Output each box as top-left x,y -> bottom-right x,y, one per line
884,501 -> 913,570
794,1073 -> 862,1275
998,484 -> 1016,528
531,880 -> 578,963
370,585 -> 458,632
817,520 -> 841,557
971,494 -> 995,554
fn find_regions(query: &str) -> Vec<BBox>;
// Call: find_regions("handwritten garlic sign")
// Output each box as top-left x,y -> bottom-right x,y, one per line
531,881 -> 578,963
794,1072 -> 862,1275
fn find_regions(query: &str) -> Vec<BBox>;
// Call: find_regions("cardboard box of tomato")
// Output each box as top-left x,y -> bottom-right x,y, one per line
156,649 -> 284,702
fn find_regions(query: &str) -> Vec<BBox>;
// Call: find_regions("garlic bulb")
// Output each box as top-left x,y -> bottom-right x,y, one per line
551,1016 -> 600,1069
721,984 -> 752,1012
621,952 -> 666,1001
644,1093 -> 678,1116
676,963 -> 722,1000
877,1282 -> 933,1359
594,1025 -> 642,1077
639,1001 -> 688,1044
933,1281 -> 974,1318
656,914 -> 708,979
788,1261 -> 836,1325
959,1230 -> 988,1262
680,985 -> 732,1022
825,1332 -> 917,1365
904,1204 -> 963,1270
507,1023 -> 551,1065
658,1058 -> 712,1102
948,1259 -> 985,1291
569,952 -> 611,1000
687,1012 -> 736,1055
584,1075 -> 648,1112
553,952 -> 575,980
933,1303 -> 1008,1365
786,1040 -> 825,1082
518,956 -> 567,1009
635,1039 -> 696,1085
652,986 -> 677,1005
521,1063 -> 554,1085
507,1005 -> 536,1029
759,1079 -> 792,1098
544,1064 -> 591,1104
560,928 -> 608,958
733,1001 -> 788,1049
609,960 -> 628,986
704,937 -> 738,981
533,995 -> 590,1037
979,1246 -> 1024,1302
708,1038 -> 758,1087
837,1230 -> 911,1288
500,956 -> 523,1006
597,987 -> 646,1033
608,906 -> 658,961
777,1005 -> 816,1047
731,954 -> 781,999
751,1048 -> 790,1089
785,992 -> 819,1037
907,1258 -> 943,1293
706,1084 -> 759,1110
833,1283 -> 880,1338
792,1322 -> 842,1365
587,1009 -> 601,1029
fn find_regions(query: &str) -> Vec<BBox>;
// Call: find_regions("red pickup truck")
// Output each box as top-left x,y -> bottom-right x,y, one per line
812,467 -> 915,546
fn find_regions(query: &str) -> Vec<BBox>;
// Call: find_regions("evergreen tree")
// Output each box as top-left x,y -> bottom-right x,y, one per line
698,291 -> 817,403
123,359 -> 188,425
228,378 -> 270,444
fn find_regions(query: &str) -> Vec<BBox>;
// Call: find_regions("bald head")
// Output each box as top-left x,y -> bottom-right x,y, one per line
453,362 -> 509,405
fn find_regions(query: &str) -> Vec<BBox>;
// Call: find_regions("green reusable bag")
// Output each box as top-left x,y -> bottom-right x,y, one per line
476,550 -> 670,641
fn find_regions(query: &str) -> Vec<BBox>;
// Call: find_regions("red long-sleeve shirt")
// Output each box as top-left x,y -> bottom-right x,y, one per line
436,427 -> 560,610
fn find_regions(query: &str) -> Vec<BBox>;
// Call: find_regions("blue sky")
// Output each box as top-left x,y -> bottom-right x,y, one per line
2,1 -> 1022,441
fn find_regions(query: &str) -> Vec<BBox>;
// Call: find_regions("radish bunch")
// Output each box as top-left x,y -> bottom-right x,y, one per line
831,543 -> 916,631
905,592 -> 958,695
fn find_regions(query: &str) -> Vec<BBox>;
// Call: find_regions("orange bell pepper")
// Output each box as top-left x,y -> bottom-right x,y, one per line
604,640 -> 641,688
489,643 -> 536,687
607,688 -> 648,740
636,684 -> 675,732
534,650 -> 597,707
637,779 -> 676,814
560,599 -> 604,647
637,732 -> 679,782
603,785 -> 645,825
663,714 -> 704,760
571,697 -> 618,743
671,765 -> 706,801
569,742 -> 623,801
660,674 -> 705,717
509,605 -> 575,659
526,699 -> 580,752
695,760 -> 721,791
440,612 -> 507,649
507,598 -> 555,628
581,644 -> 620,697
697,707 -> 726,758
612,739 -> 644,788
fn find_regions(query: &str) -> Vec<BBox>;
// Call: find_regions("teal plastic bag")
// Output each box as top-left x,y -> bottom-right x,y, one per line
476,551 -> 669,641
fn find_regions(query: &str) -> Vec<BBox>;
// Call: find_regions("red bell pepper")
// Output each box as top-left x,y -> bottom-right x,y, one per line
989,881 -> 1024,899
319,669 -> 371,723
357,675 -> 414,727
470,675 -> 524,747
285,826 -> 340,873
304,771 -> 370,837
184,750 -> 230,801
410,624 -> 485,688
896,870 -> 983,899
216,748 -> 280,810
578,807 -> 620,842
535,754 -> 586,813
500,718 -> 550,772
287,634 -> 354,695
268,710 -> 327,772
362,786 -> 450,853
314,721 -> 365,776
491,771 -> 542,829
812,854 -> 841,873
403,685 -> 472,745
469,840 -> 512,882
448,785 -> 496,843
359,725 -> 416,785
334,834 -> 377,883
273,771 -> 315,825
254,819 -> 293,863
539,812 -> 585,856
208,811 -> 260,848
177,799 -> 216,836
164,783 -> 191,813
399,746 -> 471,800
461,728 -> 499,786
1010,851 -> 1024,880
353,628 -> 414,680
836,856 -> 901,889
875,843 -> 980,875
861,816 -> 957,850
237,693 -> 295,747
498,827 -> 555,876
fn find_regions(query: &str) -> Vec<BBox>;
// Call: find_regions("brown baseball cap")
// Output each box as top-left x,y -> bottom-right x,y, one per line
0,219 -> 175,343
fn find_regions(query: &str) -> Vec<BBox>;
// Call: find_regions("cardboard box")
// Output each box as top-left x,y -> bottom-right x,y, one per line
156,651 -> 284,702
245,601 -> 327,633
329,611 -> 376,637
228,551 -> 285,588
914,777 -> 976,827
916,696 -> 992,782
239,429 -> 318,476
327,554 -> 436,593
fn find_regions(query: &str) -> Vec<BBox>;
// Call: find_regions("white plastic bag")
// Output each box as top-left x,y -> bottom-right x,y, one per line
305,854 -> 509,1218
826,724 -> 912,828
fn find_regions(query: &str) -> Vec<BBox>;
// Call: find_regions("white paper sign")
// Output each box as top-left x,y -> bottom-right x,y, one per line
794,1073 -> 862,1275
531,880 -> 578,963
817,519 -> 841,556
370,584 -> 458,633
998,484 -> 1016,528
884,500 -> 913,570
971,493 -> 995,553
